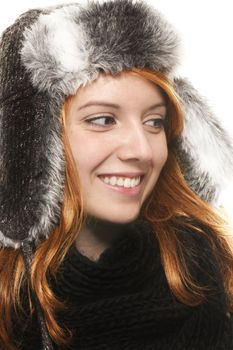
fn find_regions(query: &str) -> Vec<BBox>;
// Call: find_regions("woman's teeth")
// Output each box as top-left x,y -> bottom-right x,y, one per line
100,176 -> 141,188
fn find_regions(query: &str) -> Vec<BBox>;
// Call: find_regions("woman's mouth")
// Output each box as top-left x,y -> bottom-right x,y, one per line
99,175 -> 141,188
98,175 -> 144,195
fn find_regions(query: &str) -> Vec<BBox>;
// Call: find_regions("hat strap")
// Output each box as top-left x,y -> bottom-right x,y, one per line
21,241 -> 54,350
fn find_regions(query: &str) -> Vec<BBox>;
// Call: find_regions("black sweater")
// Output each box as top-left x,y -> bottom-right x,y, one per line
16,221 -> 233,349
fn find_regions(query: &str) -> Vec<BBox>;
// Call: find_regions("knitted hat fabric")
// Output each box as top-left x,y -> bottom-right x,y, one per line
0,0 -> 233,248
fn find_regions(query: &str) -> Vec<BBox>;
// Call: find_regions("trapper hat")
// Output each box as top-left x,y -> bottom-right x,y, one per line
0,0 -> 233,249
1,1 -> 233,349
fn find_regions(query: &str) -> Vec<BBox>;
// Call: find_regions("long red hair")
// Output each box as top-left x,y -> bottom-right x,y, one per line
0,68 -> 232,349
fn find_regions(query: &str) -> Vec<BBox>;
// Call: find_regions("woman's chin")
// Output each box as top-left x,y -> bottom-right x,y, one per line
86,211 -> 140,226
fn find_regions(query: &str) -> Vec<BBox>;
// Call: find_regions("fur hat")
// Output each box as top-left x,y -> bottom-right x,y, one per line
1,1 -> 233,349
0,0 -> 233,249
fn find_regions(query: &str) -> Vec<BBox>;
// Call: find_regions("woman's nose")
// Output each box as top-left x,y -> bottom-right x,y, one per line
116,124 -> 153,163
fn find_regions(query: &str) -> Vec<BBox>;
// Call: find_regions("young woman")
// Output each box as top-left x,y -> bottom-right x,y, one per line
0,1 -> 233,349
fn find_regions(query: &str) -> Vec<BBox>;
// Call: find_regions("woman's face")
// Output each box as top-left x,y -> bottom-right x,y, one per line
66,73 -> 168,223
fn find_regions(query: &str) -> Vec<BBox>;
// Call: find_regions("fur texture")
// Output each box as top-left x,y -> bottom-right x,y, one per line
21,1 -> 180,96
21,4 -> 91,97
0,0 -> 232,248
0,9 -> 65,248
174,77 -> 233,203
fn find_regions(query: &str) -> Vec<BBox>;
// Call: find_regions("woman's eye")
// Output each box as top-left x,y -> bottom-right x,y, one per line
86,116 -> 115,127
144,118 -> 165,129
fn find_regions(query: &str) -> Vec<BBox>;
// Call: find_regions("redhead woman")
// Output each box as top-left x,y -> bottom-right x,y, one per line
0,0 -> 233,349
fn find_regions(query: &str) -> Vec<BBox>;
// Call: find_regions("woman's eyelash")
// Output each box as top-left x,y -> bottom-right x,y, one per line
144,118 -> 166,128
85,116 -> 166,129
85,116 -> 115,127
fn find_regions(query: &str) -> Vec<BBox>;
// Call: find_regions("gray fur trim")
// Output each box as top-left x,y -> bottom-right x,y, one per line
27,125 -> 65,243
21,4 -> 93,97
0,232 -> 21,249
1,0 -> 232,248
174,77 -> 233,203
21,1 -> 180,97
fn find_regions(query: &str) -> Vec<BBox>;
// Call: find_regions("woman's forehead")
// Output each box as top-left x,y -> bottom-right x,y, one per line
74,72 -> 166,107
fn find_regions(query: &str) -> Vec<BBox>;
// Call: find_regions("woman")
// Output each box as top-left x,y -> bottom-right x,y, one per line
0,0 -> 233,349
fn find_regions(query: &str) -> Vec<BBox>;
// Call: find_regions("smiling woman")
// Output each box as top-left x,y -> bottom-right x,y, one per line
64,71 -> 170,257
66,72 -> 168,220
0,1 -> 233,350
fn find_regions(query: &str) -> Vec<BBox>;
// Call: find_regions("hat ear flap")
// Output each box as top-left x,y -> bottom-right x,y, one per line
0,90 -> 65,248
0,8 -> 65,248
173,77 -> 233,204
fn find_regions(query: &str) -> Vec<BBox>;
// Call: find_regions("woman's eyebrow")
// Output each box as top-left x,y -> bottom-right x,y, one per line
146,102 -> 167,111
78,101 -> 120,111
77,101 -> 167,111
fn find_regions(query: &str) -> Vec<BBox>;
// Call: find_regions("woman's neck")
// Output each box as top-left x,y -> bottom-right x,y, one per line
75,217 -> 132,262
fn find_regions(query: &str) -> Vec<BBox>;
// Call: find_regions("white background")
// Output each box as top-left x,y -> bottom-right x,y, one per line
1,0 -> 233,222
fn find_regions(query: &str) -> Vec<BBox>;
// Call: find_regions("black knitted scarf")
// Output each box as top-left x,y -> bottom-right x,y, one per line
17,220 -> 233,349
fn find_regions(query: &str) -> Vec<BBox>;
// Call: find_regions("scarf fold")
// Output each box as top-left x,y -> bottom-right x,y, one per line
49,220 -> 232,349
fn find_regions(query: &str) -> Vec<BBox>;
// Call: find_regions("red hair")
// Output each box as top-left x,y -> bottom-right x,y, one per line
0,68 -> 232,349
